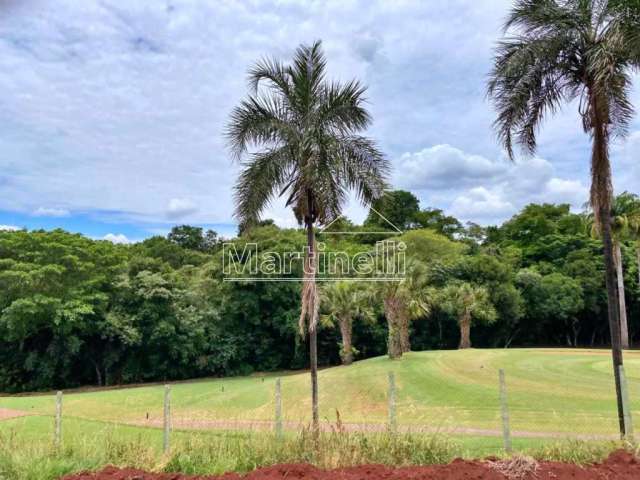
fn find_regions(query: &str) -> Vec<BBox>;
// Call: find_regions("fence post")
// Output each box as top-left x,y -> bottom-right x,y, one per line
54,391 -> 62,448
619,365 -> 634,441
388,371 -> 397,434
163,384 -> 171,454
275,377 -> 283,438
498,369 -> 512,453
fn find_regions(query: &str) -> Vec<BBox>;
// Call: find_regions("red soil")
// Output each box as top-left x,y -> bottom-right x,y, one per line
60,449 -> 640,480
0,407 -> 28,420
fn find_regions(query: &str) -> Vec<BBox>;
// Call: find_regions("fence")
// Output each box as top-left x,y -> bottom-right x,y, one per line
44,362 -> 636,457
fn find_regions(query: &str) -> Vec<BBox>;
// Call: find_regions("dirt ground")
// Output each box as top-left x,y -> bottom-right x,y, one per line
0,408 -> 28,421
131,417 -> 617,440
61,449 -> 640,480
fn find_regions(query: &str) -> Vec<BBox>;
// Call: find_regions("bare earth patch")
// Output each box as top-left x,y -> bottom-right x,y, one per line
0,407 -> 29,421
130,417 -> 618,440
60,449 -> 640,480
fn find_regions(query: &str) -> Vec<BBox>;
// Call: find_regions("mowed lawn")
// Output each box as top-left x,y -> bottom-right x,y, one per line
1,348 -> 639,436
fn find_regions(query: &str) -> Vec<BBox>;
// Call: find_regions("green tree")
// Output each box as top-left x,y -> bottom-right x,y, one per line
610,192 -> 640,348
376,259 -> 431,358
516,270 -> 584,346
320,281 -> 373,365
365,190 -> 419,231
488,0 -> 640,434
168,225 -> 220,253
414,208 -> 463,238
439,282 -> 497,349
226,41 -> 388,431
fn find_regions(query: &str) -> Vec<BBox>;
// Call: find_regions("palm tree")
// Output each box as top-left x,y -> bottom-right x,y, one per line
439,282 -> 497,349
610,192 -> 640,348
376,259 -> 431,358
586,191 -> 640,349
488,0 -> 640,436
227,41 -> 388,433
320,281 -> 374,365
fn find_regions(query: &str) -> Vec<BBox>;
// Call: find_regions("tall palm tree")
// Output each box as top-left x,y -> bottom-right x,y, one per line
439,282 -> 497,349
320,281 -> 374,365
227,41 -> 389,433
488,0 -> 640,435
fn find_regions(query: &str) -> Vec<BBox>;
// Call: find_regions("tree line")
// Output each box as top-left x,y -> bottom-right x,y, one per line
0,192 -> 638,392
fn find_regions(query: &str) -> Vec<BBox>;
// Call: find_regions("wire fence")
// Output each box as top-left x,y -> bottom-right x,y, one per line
36,361 -> 637,458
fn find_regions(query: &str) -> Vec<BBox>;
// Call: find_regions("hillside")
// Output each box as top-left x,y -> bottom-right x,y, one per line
1,348 -> 638,437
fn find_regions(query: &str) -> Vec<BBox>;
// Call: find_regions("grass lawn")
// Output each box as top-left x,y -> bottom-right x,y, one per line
0,349 -> 636,479
1,348 -> 638,437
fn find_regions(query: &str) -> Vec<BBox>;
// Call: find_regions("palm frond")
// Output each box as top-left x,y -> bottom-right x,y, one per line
333,136 -> 389,204
233,147 -> 294,225
226,94 -> 295,160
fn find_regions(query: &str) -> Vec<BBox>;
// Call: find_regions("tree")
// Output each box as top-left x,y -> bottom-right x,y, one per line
414,208 -> 463,238
168,225 -> 220,253
516,270 -> 584,346
320,281 -> 373,365
439,282 -> 497,349
488,0 -> 640,436
375,259 -> 431,358
364,190 -> 419,231
586,192 -> 640,348
610,192 -> 640,348
227,41 -> 388,432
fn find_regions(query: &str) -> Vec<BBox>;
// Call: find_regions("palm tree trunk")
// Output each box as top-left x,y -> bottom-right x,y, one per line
636,244 -> 640,291
303,191 -> 319,435
399,311 -> 411,353
459,311 -> 471,349
338,317 -> 353,365
614,242 -> 629,349
384,297 -> 402,359
590,93 -> 625,437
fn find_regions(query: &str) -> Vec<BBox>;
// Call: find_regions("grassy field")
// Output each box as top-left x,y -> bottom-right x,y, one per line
1,348 -> 638,436
0,348 -> 637,479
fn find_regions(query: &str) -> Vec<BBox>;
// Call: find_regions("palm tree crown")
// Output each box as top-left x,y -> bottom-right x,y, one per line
227,40 -> 389,228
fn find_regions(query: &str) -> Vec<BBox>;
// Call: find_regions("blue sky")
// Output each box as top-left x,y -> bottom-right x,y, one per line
0,0 -> 638,243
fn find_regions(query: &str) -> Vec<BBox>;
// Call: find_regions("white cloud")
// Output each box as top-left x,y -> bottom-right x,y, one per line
0,0 -> 514,227
166,198 -> 198,219
0,225 -> 21,231
449,187 -> 516,223
103,233 -> 130,244
0,0 -> 634,233
33,207 -> 70,217
397,144 -> 590,224
395,144 -> 506,190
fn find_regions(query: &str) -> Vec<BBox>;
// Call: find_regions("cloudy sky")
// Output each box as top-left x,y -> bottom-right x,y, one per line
1,0 -> 638,243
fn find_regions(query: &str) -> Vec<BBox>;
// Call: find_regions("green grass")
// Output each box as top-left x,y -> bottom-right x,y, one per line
0,349 -> 637,479
1,348 -> 637,435
0,415 -> 628,480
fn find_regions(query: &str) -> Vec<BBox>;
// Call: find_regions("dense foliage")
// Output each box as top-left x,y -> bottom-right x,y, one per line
0,192 -> 638,391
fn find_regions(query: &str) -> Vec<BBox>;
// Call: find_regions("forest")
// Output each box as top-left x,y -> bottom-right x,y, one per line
0,190 -> 638,392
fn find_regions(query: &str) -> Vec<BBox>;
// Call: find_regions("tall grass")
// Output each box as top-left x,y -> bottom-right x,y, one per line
0,424 -> 630,480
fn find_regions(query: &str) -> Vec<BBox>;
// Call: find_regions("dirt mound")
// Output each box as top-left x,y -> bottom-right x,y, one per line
60,449 -> 640,480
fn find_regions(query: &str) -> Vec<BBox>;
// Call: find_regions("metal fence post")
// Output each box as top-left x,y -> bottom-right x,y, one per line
163,384 -> 171,454
388,371 -> 397,434
275,377 -> 283,438
499,369 -> 512,453
54,391 -> 62,448
619,365 -> 634,441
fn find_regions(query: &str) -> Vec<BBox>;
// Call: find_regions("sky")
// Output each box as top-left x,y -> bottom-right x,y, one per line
0,0 -> 638,243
